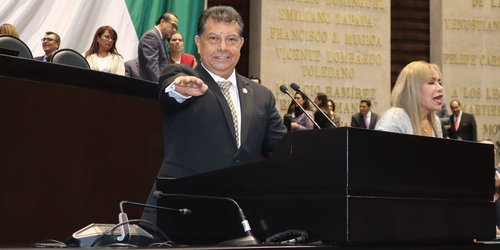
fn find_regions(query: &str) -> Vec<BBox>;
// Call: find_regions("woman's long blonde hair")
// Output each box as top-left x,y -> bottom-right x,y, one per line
391,61 -> 442,136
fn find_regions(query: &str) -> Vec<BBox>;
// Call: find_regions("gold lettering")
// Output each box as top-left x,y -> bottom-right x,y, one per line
270,27 -> 328,43
483,124 -> 500,135
463,87 -> 482,99
344,33 -> 382,46
467,104 -> 500,116
327,50 -> 382,65
331,32 -> 340,43
278,0 -> 320,4
335,13 -> 374,27
279,8 -> 331,23
486,88 -> 500,100
443,53 -> 477,65
301,65 -> 355,79
276,47 -> 321,62
444,18 -> 500,31
480,55 -> 500,66
326,0 -> 385,9
473,0 -> 484,7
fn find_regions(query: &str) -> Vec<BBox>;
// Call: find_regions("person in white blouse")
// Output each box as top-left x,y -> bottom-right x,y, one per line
375,61 -> 444,138
83,26 -> 125,75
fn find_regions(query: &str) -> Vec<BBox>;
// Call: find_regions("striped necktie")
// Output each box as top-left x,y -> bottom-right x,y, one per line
217,81 -> 240,148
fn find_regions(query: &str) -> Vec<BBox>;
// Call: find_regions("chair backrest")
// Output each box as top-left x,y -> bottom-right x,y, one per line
49,48 -> 90,69
0,35 -> 33,59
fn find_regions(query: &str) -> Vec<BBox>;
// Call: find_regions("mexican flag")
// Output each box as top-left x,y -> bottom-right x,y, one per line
0,0 -> 204,61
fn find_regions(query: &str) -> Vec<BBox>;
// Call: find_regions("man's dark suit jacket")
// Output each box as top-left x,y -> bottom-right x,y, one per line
138,28 -> 168,82
158,64 -> 287,178
34,55 -> 50,61
351,112 -> 378,129
124,58 -> 140,79
448,112 -> 477,141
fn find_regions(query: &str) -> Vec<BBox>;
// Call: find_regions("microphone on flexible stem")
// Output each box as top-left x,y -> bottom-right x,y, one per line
279,84 -> 320,129
153,191 -> 259,246
290,82 -> 338,128
117,200 -> 191,242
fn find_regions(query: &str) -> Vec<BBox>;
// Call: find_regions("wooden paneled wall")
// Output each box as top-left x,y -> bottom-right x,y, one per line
391,0 -> 430,88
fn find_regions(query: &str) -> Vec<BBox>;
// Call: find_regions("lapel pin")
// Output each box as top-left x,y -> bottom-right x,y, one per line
242,88 -> 248,94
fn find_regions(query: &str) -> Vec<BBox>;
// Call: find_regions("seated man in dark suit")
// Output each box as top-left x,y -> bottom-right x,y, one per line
34,31 -> 60,62
448,99 -> 477,141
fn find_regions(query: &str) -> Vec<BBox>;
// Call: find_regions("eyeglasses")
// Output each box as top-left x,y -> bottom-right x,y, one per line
100,35 -> 115,41
205,34 -> 241,46
41,37 -> 56,42
170,38 -> 183,42
167,21 -> 178,30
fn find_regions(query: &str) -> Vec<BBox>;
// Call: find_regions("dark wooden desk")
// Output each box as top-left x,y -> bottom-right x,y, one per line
0,55 -> 163,245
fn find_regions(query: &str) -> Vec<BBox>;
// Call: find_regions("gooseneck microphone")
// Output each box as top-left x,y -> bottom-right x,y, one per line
117,200 -> 191,242
279,84 -> 320,129
153,191 -> 259,246
290,82 -> 338,128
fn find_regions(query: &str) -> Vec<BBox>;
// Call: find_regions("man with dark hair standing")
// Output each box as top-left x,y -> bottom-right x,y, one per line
34,31 -> 60,62
351,99 -> 378,129
448,99 -> 477,141
143,5 -> 286,222
158,5 -> 285,177
137,12 -> 178,82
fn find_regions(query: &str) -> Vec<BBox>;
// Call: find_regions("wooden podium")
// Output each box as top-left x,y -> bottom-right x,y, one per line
157,128 -> 495,245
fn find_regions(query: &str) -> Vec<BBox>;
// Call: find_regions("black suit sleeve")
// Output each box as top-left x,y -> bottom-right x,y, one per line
262,88 -> 287,156
158,64 -> 200,116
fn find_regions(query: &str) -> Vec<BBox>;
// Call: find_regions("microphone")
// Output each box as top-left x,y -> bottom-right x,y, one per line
279,84 -> 320,130
290,82 -> 337,128
117,200 -> 191,242
153,191 -> 259,246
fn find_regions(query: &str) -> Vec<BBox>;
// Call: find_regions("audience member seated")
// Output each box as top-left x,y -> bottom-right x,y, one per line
34,31 -> 60,62
375,61 -> 444,137
327,98 -> 341,127
351,99 -> 378,129
285,92 -> 314,132
167,32 -> 197,68
0,23 -> 20,38
313,92 -> 337,129
83,26 -> 125,75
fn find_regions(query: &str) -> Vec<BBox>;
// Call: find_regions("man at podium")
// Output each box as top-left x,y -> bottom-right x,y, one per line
156,5 -> 286,178
142,5 -> 286,222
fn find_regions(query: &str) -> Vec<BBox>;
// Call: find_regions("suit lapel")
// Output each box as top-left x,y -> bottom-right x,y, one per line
196,66 -> 237,145
237,74 -> 253,149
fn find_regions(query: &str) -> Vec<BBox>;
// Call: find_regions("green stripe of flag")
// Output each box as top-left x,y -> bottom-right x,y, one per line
124,0 -> 204,56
